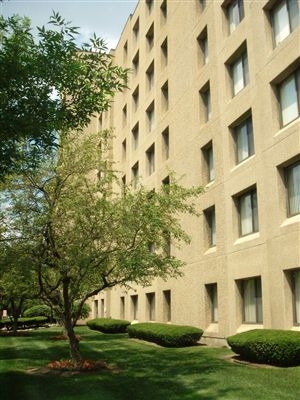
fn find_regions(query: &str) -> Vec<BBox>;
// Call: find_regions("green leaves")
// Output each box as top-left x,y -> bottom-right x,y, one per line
0,12 -> 127,179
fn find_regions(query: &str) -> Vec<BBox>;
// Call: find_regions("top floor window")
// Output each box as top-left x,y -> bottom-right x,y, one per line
271,0 -> 299,46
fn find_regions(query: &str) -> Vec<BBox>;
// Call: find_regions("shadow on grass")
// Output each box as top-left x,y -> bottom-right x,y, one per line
0,327 -> 243,400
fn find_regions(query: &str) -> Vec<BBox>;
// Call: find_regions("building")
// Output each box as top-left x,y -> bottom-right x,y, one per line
91,0 -> 300,345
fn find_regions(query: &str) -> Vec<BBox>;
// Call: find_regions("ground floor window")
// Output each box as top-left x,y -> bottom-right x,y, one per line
131,295 -> 138,320
163,290 -> 171,322
206,283 -> 218,323
291,269 -> 300,325
146,292 -> 156,321
120,296 -> 125,320
240,277 -> 263,323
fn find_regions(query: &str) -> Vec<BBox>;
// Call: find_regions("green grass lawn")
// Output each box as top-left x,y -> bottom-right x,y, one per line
0,326 -> 299,400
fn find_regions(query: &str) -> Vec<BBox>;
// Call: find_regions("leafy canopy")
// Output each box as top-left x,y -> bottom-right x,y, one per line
0,12 -> 127,178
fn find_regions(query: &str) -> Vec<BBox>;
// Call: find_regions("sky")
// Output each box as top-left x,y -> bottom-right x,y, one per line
0,0 -> 138,49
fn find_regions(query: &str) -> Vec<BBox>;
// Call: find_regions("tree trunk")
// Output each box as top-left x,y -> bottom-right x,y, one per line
64,318 -> 82,364
62,277 -> 82,364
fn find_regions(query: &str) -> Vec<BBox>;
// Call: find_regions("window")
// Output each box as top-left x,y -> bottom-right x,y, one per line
132,85 -> 139,111
132,51 -> 139,76
206,283 -> 218,323
147,101 -> 155,131
146,292 -> 156,321
199,0 -> 206,11
271,0 -> 299,46
132,123 -> 139,150
93,300 -> 98,318
123,41 -> 128,59
204,206 -> 216,247
162,127 -> 169,160
146,61 -> 155,90
100,299 -> 105,317
227,0 -> 244,33
146,0 -> 154,13
231,52 -> 249,95
163,290 -> 171,322
120,297 -> 125,319
291,269 -> 300,325
122,104 -> 127,125
233,116 -> 254,163
240,277 -> 263,323
131,162 -> 139,189
122,139 -> 126,161
133,18 -> 139,42
197,27 -> 208,65
146,144 -> 155,175
121,175 -> 126,196
278,69 -> 300,126
286,161 -> 300,216
131,295 -> 138,320
161,37 -> 168,67
200,83 -> 211,122
146,23 -> 154,51
237,188 -> 259,236
161,0 -> 167,19
202,142 -> 214,183
162,228 -> 171,256
161,81 -> 169,111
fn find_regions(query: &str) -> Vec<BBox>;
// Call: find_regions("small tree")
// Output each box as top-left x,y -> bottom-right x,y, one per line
2,131 -> 202,363
0,242 -> 38,333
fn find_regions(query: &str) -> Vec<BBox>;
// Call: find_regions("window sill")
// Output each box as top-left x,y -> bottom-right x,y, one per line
204,246 -> 217,255
230,155 -> 255,173
234,232 -> 260,245
236,324 -> 264,333
205,180 -> 215,189
205,323 -> 219,333
280,214 -> 300,227
274,117 -> 299,138
291,326 -> 300,331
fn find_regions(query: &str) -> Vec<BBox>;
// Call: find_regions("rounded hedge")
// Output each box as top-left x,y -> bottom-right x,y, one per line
86,318 -> 131,333
227,329 -> 300,367
127,322 -> 203,347
24,305 -> 51,318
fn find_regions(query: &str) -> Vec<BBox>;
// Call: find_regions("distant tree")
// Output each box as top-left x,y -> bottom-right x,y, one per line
1,131 -> 202,364
0,241 -> 38,333
0,12 -> 127,178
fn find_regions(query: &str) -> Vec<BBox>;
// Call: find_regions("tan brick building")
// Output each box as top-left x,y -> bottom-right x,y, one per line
91,0 -> 300,344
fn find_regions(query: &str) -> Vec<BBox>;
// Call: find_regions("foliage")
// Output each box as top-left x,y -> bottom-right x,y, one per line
0,241 -> 39,333
87,318 -> 131,333
127,322 -> 203,347
1,130 -> 202,362
0,12 -> 127,178
227,329 -> 300,367
23,304 -> 52,318
0,316 -> 48,330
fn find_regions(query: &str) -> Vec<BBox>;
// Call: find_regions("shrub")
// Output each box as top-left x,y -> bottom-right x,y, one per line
24,305 -> 52,318
86,318 -> 131,333
0,316 -> 48,331
127,322 -> 203,347
227,329 -> 300,367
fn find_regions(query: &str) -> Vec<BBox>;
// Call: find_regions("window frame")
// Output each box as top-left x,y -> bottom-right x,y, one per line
233,116 -> 254,164
271,0 -> 300,46
285,161 -> 300,217
237,188 -> 259,237
241,277 -> 263,324
278,69 -> 300,127
231,51 -> 249,96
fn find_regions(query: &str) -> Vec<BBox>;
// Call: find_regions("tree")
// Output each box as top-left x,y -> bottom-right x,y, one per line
1,131 -> 202,364
0,12 -> 127,179
0,241 -> 38,333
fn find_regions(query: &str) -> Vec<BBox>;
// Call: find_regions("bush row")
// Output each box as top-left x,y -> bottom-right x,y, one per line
0,316 -> 48,331
227,329 -> 300,367
127,322 -> 203,347
86,318 -> 131,333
